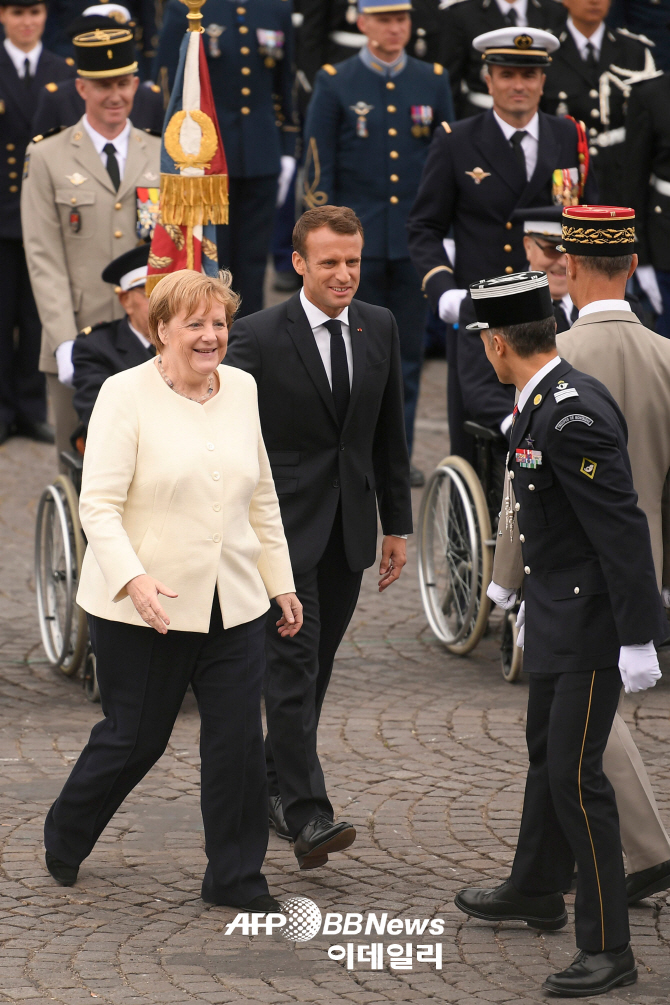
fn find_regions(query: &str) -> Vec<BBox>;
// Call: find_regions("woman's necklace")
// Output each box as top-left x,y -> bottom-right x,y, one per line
156,356 -> 214,403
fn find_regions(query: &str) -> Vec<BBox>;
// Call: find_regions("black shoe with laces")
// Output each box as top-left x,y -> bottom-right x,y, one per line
268,794 -> 291,840
293,815 -> 356,870
455,878 -> 567,931
45,850 -> 78,886
542,945 -> 637,997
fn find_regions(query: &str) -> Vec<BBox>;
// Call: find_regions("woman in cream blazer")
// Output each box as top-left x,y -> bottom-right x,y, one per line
44,270 -> 301,912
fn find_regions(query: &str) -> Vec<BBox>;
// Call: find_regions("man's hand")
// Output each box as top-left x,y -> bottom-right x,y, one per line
618,640 -> 661,693
56,340 -> 75,387
126,574 -> 178,634
486,580 -> 517,610
438,288 -> 468,325
378,536 -> 406,592
275,592 -> 303,637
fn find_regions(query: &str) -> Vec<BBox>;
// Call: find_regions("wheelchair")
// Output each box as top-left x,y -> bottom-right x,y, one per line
35,448 -> 100,702
417,420 -> 523,682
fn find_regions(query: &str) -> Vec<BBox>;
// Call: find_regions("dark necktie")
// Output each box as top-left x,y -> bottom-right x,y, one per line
585,41 -> 598,69
323,318 -> 350,426
103,142 -> 120,191
504,7 -> 517,26
23,57 -> 31,86
510,130 -> 527,175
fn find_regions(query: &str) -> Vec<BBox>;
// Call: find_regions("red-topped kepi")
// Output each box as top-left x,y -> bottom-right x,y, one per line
557,205 -> 636,256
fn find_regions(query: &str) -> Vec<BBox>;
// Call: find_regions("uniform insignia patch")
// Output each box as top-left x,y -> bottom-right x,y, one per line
554,381 -> 579,403
533,394 -> 542,405
580,457 -> 597,479
136,187 -> 160,241
466,166 -> 491,184
516,447 -> 542,469
73,131 -> 82,141
144,171 -> 159,181
66,172 -> 87,185
555,413 -> 593,431
411,106 -> 433,138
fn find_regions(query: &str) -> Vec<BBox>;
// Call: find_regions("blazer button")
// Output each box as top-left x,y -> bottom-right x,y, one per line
390,195 -> 399,204
114,230 -> 122,238
212,471 -> 220,480
528,483 -> 535,491
213,503 -> 221,512
514,501 -> 520,511
332,478 -> 339,488
524,566 -> 530,574
207,442 -> 215,450
519,533 -> 525,542
115,201 -> 122,210
213,533 -> 221,543
505,266 -> 514,274
574,586 -> 580,594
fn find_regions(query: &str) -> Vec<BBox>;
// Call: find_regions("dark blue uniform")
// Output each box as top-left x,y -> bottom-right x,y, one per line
72,318 -> 155,429
154,0 -> 297,316
0,45 -> 74,433
303,51 -> 453,453
43,0 -> 158,79
407,111 -> 598,458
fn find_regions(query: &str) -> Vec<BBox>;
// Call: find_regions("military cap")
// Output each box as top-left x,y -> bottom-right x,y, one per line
101,244 -> 150,291
73,26 -> 138,77
0,0 -> 47,6
357,1 -> 412,12
473,27 -> 559,67
557,205 -> 636,257
511,205 -> 564,241
466,271 -> 553,330
67,4 -> 133,40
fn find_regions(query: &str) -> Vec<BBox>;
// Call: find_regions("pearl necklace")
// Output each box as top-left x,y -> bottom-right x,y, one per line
157,356 -> 214,403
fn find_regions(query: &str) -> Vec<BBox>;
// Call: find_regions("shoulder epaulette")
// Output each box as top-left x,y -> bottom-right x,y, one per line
150,83 -> 161,93
616,26 -> 654,47
65,57 -> 74,66
80,326 -> 92,336
45,82 -> 58,93
32,134 -> 43,143
434,63 -> 444,75
442,121 -> 452,134
322,63 -> 337,75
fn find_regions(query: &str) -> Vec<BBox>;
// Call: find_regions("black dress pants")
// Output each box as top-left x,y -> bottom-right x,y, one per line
216,174 -> 278,318
264,511 -> 363,837
0,238 -> 46,426
44,600 -> 269,906
511,668 -> 629,953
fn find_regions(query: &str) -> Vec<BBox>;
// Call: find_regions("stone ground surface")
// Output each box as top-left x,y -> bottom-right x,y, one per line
0,336 -> 669,1002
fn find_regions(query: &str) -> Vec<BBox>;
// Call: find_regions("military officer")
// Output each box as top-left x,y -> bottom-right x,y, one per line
407,27 -> 597,460
542,0 -> 658,205
0,0 -> 75,446
624,69 -> 670,336
608,0 -> 670,72
440,0 -> 565,118
43,0 -> 158,80
21,26 -> 160,467
303,0 -> 453,475
456,268 -> 667,998
154,0 -> 297,317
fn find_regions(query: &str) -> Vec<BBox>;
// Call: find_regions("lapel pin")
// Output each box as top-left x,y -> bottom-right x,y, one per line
357,328 -> 362,332
533,394 -> 542,405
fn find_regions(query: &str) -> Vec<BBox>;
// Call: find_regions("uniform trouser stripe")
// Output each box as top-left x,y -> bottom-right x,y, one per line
578,670 -> 605,951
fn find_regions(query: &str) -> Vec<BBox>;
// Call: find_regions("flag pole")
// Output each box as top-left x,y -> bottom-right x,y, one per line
185,0 -> 206,33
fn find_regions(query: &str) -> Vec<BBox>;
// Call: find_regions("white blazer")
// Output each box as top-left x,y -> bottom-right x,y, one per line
76,359 -> 295,632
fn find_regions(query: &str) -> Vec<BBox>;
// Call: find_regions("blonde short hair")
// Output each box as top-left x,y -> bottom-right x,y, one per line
147,269 -> 240,348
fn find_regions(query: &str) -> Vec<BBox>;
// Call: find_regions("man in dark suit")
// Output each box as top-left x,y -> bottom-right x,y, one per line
225,206 -> 412,871
407,27 -> 598,460
440,0 -> 565,118
457,268 -> 667,998
0,0 -> 74,445
72,244 -> 154,429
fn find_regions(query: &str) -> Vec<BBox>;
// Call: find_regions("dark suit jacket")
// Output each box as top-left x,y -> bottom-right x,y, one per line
0,46 -> 75,240
72,317 -> 155,427
624,72 -> 670,269
224,292 -> 413,574
32,78 -> 165,139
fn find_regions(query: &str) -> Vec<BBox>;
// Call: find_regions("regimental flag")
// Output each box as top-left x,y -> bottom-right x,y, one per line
146,28 -> 228,294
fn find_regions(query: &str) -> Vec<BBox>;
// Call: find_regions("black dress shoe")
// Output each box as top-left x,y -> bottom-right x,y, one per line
293,815 -> 356,870
410,464 -> 425,488
0,421 -> 11,446
202,891 -> 282,911
626,858 -> 670,904
455,879 -> 567,931
45,850 -> 78,886
269,794 -> 291,840
542,945 -> 637,997
17,420 -> 55,444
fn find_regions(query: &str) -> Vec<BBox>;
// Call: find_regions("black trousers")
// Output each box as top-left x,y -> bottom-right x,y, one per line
0,238 -> 46,425
216,173 -> 278,318
44,600 -> 269,906
511,668 -> 629,953
264,511 -> 363,837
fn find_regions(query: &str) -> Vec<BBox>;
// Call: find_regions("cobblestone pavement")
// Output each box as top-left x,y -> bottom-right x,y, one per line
0,357 -> 669,1004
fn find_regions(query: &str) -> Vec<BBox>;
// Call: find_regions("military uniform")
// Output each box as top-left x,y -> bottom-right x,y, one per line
43,0 -> 158,80
0,42 -> 74,438
72,318 -> 155,427
303,46 -> 453,454
32,76 -> 164,138
154,0 -> 297,317
608,0 -> 670,72
440,0 -> 565,119
542,24 -> 657,204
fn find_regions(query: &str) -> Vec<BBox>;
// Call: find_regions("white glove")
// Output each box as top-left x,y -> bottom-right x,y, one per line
618,640 -> 661,693
636,265 -> 663,315
438,288 -> 468,325
55,340 -> 75,387
515,600 -> 525,649
662,586 -> 670,609
276,155 -> 296,208
486,580 -> 517,610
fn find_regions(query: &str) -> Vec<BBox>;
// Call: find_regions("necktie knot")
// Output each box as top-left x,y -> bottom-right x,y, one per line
323,318 -> 342,338
504,7 -> 517,26
23,57 -> 31,85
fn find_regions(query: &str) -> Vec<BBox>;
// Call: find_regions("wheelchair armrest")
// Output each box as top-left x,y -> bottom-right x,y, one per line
60,450 -> 84,474
463,420 -> 505,444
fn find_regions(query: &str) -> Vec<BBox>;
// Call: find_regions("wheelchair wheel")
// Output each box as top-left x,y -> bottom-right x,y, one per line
418,455 -> 493,655
500,609 -> 523,683
82,645 -> 100,703
35,475 -> 87,676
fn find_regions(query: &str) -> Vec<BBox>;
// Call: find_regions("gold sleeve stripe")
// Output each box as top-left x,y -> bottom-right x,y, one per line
421,265 -> 453,291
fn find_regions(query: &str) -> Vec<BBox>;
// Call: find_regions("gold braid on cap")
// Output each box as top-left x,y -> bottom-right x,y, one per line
562,225 -> 636,245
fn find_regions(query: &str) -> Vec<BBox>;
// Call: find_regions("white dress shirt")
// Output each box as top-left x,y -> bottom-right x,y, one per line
560,293 -> 575,328
566,17 -> 606,61
300,287 -> 353,389
129,322 -> 152,349
579,299 -> 631,318
494,0 -> 528,27
83,116 -> 131,181
493,110 -> 539,181
517,356 -> 562,413
3,38 -> 42,77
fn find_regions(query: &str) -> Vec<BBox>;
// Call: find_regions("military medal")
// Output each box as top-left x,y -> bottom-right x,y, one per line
410,105 -> 433,138
515,445 -> 542,468
552,167 -> 579,207
69,209 -> 81,233
136,187 -> 159,241
205,23 -> 225,58
257,28 -> 285,63
350,101 -> 373,138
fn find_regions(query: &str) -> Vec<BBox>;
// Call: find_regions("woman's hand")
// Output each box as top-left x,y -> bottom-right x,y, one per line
126,574 -> 178,634
275,593 -> 303,637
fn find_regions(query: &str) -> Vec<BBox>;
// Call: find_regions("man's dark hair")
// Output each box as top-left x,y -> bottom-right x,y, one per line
577,254 -> 634,280
293,206 -> 364,258
489,315 -> 557,358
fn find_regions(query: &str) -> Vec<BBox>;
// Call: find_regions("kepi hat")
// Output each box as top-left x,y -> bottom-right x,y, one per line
511,205 -> 564,241
466,271 -> 553,330
67,5 -> 133,40
557,205 -> 636,256
73,26 -> 138,77
102,244 -> 150,293
473,27 -> 559,67
357,1 -> 412,12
